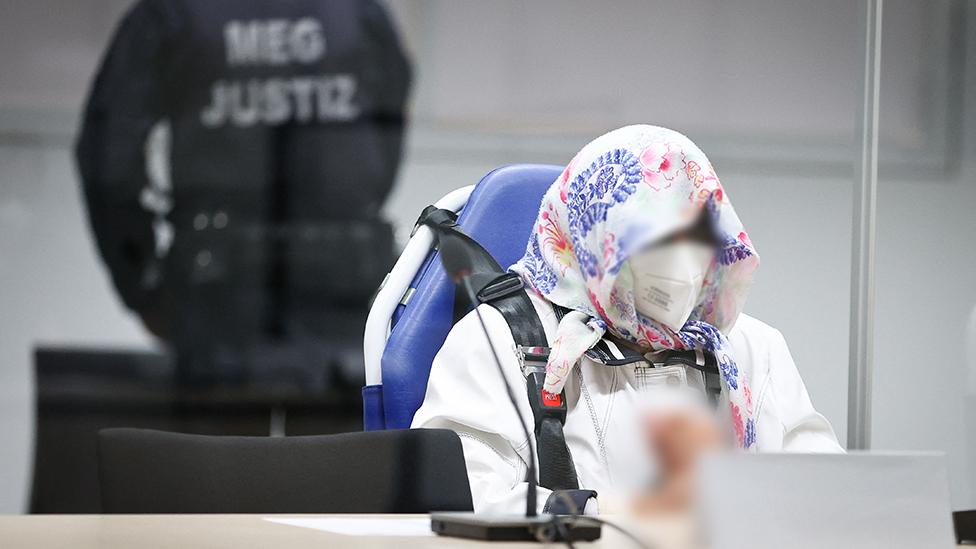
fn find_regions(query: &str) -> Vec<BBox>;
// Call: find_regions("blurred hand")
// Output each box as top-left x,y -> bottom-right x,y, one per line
632,411 -> 723,515
648,411 -> 722,475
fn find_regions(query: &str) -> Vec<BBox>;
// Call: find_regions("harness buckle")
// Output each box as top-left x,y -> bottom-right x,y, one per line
516,345 -> 550,377
477,272 -> 524,303
525,371 -> 568,427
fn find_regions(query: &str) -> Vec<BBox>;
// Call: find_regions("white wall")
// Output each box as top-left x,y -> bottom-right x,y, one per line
0,0 -> 972,513
872,7 -> 976,507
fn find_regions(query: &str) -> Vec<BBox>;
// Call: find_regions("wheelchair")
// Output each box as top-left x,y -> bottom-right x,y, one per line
362,164 -> 562,430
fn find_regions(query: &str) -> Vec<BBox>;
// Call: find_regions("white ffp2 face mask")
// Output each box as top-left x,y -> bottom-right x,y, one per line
628,241 -> 714,331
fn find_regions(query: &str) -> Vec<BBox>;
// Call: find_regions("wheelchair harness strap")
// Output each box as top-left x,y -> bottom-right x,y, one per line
416,206 -> 581,491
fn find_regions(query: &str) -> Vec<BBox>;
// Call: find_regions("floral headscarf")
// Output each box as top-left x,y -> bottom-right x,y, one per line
510,125 -> 760,448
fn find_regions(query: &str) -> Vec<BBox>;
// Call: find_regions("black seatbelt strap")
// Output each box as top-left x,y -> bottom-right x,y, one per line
522,360 -> 580,490
416,206 -> 580,491
413,206 -> 490,323
543,489 -> 598,515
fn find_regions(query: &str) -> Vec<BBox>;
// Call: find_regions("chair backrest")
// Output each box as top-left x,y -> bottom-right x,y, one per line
378,164 -> 561,429
97,428 -> 472,513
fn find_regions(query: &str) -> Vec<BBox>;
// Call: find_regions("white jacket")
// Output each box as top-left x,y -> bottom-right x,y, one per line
411,292 -> 842,514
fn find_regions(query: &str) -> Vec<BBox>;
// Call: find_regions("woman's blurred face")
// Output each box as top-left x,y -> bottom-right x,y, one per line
628,213 -> 718,330
659,211 -> 720,247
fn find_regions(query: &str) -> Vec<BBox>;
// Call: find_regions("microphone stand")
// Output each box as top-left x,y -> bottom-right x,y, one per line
458,275 -> 538,518
429,234 -> 601,543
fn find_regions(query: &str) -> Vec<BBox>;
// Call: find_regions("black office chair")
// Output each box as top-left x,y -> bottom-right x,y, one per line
97,428 -> 473,514
956,510 -> 976,544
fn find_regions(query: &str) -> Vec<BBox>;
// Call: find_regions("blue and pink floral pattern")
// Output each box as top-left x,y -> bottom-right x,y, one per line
510,125 -> 761,449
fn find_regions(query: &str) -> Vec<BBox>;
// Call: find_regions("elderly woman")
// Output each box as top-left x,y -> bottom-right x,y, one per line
412,125 -> 842,514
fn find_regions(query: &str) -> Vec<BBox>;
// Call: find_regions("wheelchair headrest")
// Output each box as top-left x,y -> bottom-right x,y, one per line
379,164 -> 562,428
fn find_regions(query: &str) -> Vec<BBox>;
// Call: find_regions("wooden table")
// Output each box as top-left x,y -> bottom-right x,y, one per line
0,514 -> 963,548
0,514 -> 695,549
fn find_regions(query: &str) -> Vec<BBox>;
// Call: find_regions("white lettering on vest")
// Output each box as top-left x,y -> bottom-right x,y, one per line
199,75 -> 360,128
224,18 -> 326,67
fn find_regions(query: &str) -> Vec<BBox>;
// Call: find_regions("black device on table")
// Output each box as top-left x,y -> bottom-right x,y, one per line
430,512 -> 601,543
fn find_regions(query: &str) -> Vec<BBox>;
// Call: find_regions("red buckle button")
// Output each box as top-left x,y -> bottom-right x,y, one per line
542,391 -> 562,407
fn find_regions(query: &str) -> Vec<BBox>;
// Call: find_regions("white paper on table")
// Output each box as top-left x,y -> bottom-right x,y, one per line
264,517 -> 434,537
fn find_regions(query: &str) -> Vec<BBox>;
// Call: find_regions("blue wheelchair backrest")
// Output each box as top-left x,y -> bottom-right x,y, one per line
365,164 -> 562,430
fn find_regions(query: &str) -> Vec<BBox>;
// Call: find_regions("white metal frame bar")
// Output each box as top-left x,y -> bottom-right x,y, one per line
362,185 -> 475,386
848,0 -> 883,450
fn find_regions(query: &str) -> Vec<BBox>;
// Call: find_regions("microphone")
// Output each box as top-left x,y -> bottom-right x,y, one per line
438,234 -> 475,282
437,233 -> 539,518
